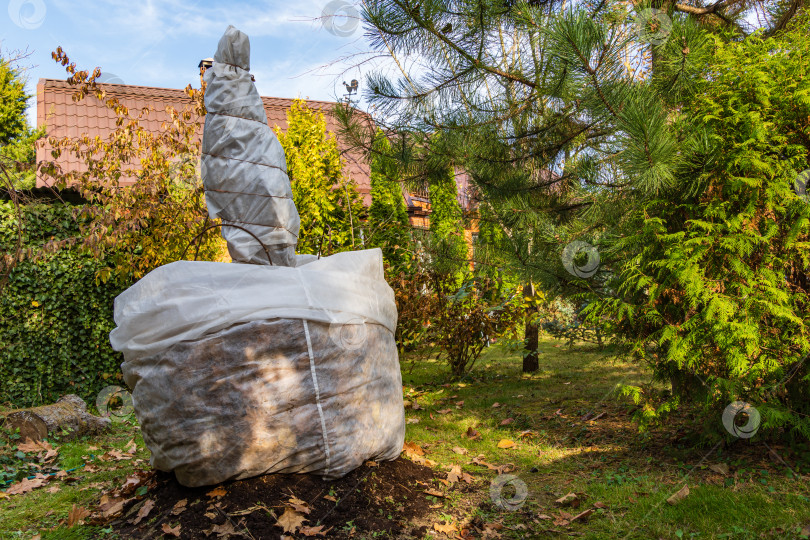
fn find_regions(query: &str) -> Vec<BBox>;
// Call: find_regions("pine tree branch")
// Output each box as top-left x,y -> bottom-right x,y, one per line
673,0 -> 735,16
763,0 -> 806,36
397,0 -> 538,89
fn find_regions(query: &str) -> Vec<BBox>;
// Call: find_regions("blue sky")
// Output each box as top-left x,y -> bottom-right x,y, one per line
4,0 -> 372,126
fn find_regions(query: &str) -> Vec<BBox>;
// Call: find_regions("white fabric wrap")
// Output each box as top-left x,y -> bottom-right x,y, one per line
109,250 -> 396,362
109,248 -> 404,486
202,25 -> 300,266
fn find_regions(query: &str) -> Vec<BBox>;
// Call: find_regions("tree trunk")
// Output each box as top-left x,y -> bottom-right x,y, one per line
1,394 -> 111,442
523,282 -> 539,373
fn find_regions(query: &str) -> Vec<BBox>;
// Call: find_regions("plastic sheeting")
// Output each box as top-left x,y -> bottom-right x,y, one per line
110,248 -> 404,486
202,25 -> 300,266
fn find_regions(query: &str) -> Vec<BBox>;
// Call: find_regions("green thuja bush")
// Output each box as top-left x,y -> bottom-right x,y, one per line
588,22 -> 810,438
366,131 -> 413,272
427,165 -> 468,280
0,201 -> 125,407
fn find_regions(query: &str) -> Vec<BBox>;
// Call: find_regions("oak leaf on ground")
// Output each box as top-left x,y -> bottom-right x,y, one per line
433,521 -> 457,536
276,508 -> 306,533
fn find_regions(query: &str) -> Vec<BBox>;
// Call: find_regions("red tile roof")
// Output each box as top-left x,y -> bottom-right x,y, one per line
35,78 -> 372,203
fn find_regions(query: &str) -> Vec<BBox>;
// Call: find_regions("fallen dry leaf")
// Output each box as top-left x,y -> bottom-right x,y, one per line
500,418 -> 514,426
471,455 -> 491,467
412,454 -> 438,467
100,498 -> 125,519
666,485 -> 690,505
46,485 -> 60,494
451,446 -> 468,455
446,465 -> 462,484
571,509 -> 594,522
555,493 -> 580,507
161,522 -> 181,537
206,486 -> 227,499
465,427 -> 481,440
288,496 -> 311,514
491,402 -> 501,408
17,439 -> 49,453
593,501 -> 608,509
709,463 -> 730,476
132,499 -> 155,525
433,521 -> 457,536
437,408 -> 452,415
537,514 -> 553,520
402,441 -> 425,457
424,488 -> 445,497
170,499 -> 188,516
455,400 -> 464,408
276,507 -> 306,533
482,521 -> 503,538
300,525 -> 330,536
210,521 -> 236,537
106,450 -> 131,461
7,476 -> 47,495
496,439 -> 515,449
323,495 -> 337,502
470,455 -> 510,473
120,475 -> 142,492
67,504 -> 90,527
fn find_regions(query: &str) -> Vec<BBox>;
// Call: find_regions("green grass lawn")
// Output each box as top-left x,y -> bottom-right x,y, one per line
400,339 -> 810,539
1,337 -> 809,539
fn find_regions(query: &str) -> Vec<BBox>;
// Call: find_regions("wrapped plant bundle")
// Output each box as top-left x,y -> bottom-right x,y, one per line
202,25 -> 299,266
110,27 -> 404,487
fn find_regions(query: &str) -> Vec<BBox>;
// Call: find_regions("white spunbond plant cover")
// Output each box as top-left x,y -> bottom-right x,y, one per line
109,24 -> 405,487
109,250 -> 395,362
110,249 -> 405,486
202,25 -> 299,266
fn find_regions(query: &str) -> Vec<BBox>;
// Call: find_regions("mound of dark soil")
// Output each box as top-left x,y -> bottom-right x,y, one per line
111,459 -> 439,539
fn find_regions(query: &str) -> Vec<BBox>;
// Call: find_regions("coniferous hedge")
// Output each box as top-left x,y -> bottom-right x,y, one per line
588,23 -> 810,438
